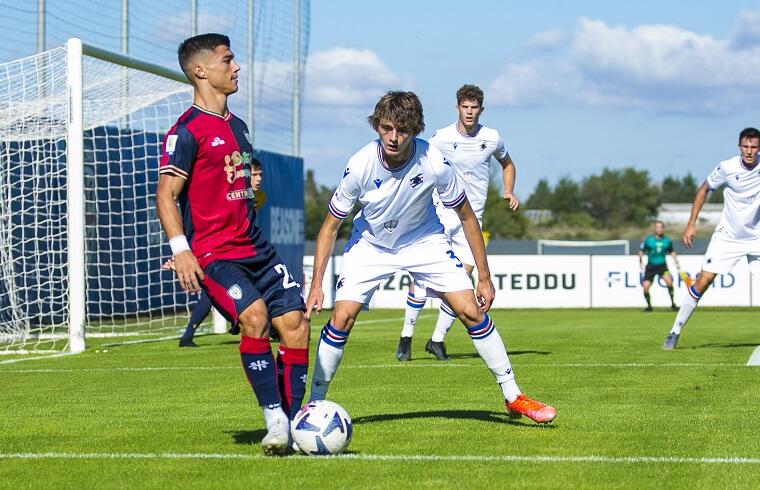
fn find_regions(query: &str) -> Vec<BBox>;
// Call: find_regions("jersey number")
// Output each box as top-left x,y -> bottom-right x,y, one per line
274,264 -> 300,289
446,250 -> 463,268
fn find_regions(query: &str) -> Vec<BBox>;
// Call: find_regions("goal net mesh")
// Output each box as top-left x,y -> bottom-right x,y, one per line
0,46 -> 196,354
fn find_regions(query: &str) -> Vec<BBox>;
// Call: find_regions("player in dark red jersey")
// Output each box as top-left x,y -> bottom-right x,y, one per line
155,33 -> 309,456
170,158 -> 266,348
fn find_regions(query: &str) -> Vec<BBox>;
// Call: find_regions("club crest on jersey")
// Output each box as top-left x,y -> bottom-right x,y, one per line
211,136 -> 226,147
227,284 -> 243,300
409,173 -> 424,188
373,178 -> 382,188
165,135 -> 178,155
383,220 -> 399,232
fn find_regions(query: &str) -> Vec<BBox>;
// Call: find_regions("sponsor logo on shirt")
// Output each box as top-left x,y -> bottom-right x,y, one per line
243,130 -> 252,145
343,167 -> 350,178
211,136 -> 226,147
165,135 -> 178,155
224,151 -> 252,184
373,178 -> 382,188
226,188 -> 254,201
480,143 -> 487,151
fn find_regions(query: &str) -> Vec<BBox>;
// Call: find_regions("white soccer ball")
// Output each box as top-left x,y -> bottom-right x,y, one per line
291,400 -> 352,455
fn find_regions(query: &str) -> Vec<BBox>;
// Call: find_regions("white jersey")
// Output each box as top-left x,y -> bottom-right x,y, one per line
429,123 -> 508,220
329,138 -> 466,250
705,156 -> 760,240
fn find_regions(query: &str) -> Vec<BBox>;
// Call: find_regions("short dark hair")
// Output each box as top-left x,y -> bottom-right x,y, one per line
367,91 -> 425,136
250,157 -> 262,170
177,33 -> 230,82
456,84 -> 484,106
739,127 -> 760,143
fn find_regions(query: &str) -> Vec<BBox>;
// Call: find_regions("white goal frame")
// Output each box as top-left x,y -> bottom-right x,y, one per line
536,239 -> 630,255
64,39 -> 226,353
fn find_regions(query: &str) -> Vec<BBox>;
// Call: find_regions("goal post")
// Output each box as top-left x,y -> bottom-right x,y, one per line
537,239 -> 631,255
0,38 -> 229,355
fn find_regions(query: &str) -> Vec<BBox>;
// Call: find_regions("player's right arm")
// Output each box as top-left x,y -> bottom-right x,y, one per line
156,174 -> 204,292
156,126 -> 203,292
305,213 -> 343,319
683,181 -> 711,248
305,161 -> 361,318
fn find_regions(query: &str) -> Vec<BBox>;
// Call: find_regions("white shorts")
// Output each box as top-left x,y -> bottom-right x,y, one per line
335,234 -> 473,306
702,234 -> 760,275
435,205 -> 478,267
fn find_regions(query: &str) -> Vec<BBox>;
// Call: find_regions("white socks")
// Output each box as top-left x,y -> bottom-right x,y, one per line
465,314 -> 520,403
401,291 -> 425,338
431,301 -> 457,342
671,286 -> 701,335
309,322 -> 349,401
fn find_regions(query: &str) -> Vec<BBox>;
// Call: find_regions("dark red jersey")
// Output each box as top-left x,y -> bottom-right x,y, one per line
159,105 -> 271,269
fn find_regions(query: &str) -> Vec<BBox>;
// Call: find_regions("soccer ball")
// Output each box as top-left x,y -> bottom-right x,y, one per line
291,400 -> 352,455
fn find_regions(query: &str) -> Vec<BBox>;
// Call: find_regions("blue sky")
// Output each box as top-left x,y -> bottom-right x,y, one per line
302,0 -> 760,199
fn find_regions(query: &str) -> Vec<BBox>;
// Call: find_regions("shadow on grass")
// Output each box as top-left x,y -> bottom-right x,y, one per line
429,350 -> 551,361
228,429 -> 267,445
353,409 -> 555,429
689,342 -> 760,350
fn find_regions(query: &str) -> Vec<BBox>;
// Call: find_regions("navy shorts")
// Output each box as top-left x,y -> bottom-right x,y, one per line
202,250 -> 304,324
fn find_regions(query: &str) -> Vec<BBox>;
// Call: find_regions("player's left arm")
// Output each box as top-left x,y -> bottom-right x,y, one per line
498,154 -> 519,211
493,134 -> 518,211
454,199 -> 495,312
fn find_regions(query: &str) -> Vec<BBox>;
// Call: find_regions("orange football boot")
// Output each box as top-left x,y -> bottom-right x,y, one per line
506,394 -> 557,423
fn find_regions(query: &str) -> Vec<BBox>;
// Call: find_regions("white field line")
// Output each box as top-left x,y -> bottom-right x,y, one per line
747,346 -> 760,366
0,352 -> 76,365
0,452 -> 759,465
0,362 -> 747,374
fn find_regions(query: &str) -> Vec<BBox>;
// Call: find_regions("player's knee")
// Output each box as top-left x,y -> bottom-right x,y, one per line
330,308 -> 357,332
238,305 -> 268,336
455,301 -> 482,326
275,311 -> 310,347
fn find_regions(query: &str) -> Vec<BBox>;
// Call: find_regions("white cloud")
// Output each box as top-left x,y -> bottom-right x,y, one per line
731,9 -> 760,49
490,13 -> 760,114
305,47 -> 409,106
526,29 -> 568,51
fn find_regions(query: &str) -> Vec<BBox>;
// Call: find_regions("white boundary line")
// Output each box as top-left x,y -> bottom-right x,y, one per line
0,452 -> 759,465
747,346 -> 760,366
0,362 -> 747,373
0,352 -> 76,365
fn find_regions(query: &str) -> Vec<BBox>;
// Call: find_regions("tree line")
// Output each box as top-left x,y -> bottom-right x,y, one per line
304,167 -> 721,240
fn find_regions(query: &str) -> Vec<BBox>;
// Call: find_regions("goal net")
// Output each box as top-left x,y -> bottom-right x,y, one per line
537,239 -> 631,255
0,40 -> 212,355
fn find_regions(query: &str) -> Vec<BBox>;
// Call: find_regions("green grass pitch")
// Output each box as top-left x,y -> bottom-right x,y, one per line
1,308 -> 759,489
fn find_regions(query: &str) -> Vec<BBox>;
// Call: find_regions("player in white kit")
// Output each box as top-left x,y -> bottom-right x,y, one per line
305,91 -> 556,423
396,84 -> 519,361
662,127 -> 760,349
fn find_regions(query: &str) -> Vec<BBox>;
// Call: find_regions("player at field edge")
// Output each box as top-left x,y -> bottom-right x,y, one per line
638,220 -> 681,312
662,127 -> 760,350
396,84 -> 519,362
169,158 -> 266,348
305,90 -> 556,424
155,33 -> 309,455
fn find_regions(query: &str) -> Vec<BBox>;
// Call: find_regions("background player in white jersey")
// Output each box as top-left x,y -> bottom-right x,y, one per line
305,91 -> 556,423
397,84 -> 519,362
662,127 -> 760,349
